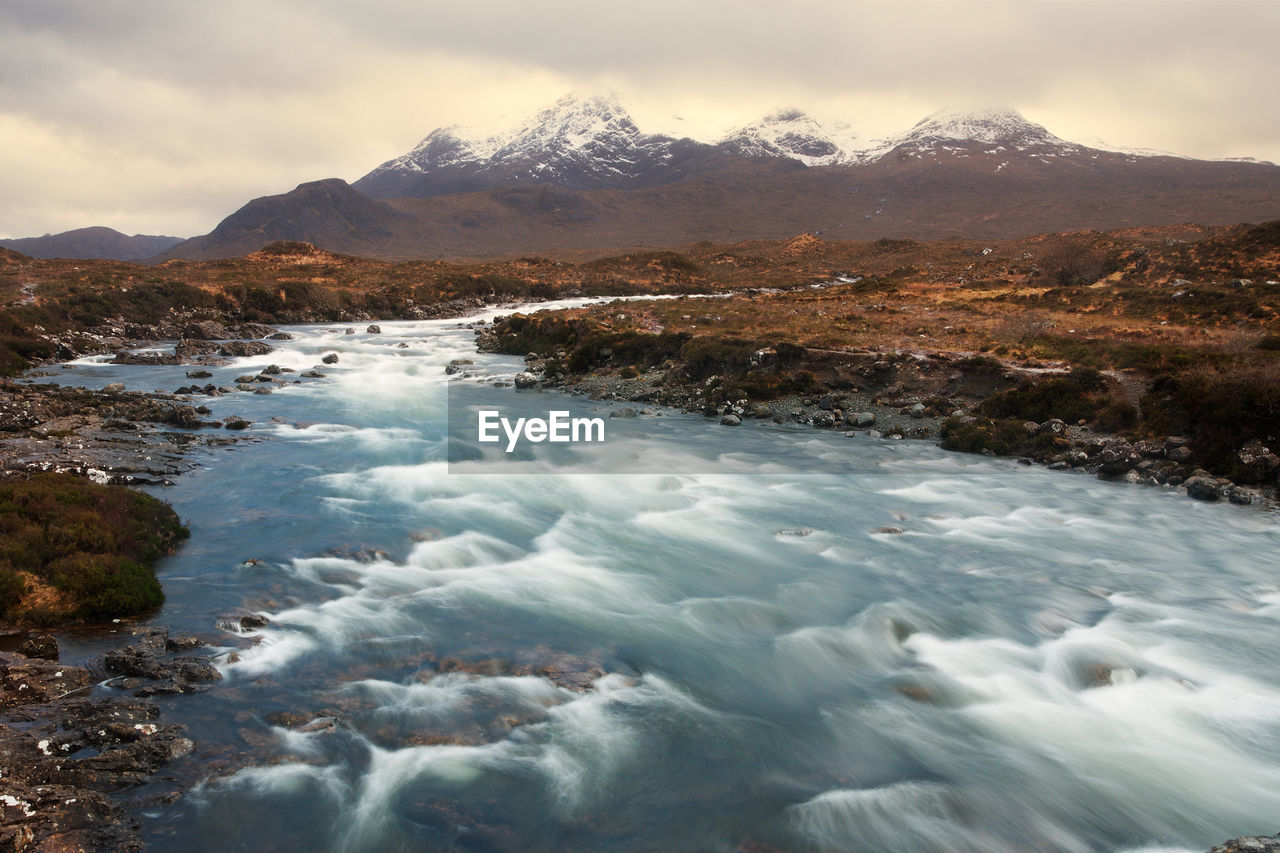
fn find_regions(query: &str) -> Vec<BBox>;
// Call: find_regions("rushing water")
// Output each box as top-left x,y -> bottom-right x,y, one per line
34,302 -> 1280,852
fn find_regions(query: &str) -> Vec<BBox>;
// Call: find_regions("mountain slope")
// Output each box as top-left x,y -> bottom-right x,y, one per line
161,179 -> 411,261
0,227 -> 184,261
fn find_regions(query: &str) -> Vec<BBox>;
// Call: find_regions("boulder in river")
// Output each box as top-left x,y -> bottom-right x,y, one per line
322,353 -> 339,364
1095,439 -> 1141,479
18,634 -> 59,661
514,372 -> 539,389
1184,475 -> 1224,501
215,609 -> 271,633
163,404 -> 203,428
182,321 -> 228,340
219,341 -> 273,358
444,359 -> 473,375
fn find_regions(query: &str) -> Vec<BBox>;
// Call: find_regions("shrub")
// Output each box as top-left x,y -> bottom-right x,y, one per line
1038,240 -> 1115,287
940,417 -> 1067,459
47,553 -> 163,619
1140,361 -> 1280,475
0,568 -> 25,615
679,336 -> 764,379
979,369 -> 1114,425
0,474 -> 187,622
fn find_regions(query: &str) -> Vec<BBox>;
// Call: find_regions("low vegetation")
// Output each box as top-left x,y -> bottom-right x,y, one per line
2,222 -> 1278,482
0,474 -> 188,625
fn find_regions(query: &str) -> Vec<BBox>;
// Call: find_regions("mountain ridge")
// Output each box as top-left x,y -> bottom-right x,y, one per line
0,227 -> 184,261
144,94 -> 1280,261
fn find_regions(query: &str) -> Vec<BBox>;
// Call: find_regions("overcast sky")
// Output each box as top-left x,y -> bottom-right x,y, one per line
2,0 -> 1277,239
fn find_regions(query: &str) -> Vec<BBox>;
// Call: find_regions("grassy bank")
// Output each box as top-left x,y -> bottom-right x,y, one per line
0,474 -> 188,626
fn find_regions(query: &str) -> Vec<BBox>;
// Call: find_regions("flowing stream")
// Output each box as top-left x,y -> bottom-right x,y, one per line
36,301 -> 1280,852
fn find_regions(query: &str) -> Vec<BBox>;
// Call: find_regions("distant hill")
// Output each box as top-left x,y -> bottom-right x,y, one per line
0,227 -> 184,261
161,178 -> 412,261
163,94 -> 1280,261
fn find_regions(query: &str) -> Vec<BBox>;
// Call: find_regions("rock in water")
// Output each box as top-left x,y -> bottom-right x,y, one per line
18,635 -> 58,661
218,341 -> 273,357
1184,475 -> 1223,501
1096,439 -> 1140,479
1207,834 -> 1280,853
445,359 -> 474,375
182,321 -> 228,340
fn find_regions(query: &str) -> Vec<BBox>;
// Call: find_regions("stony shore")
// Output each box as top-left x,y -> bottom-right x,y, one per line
473,322 -> 1279,511
0,629 -> 222,850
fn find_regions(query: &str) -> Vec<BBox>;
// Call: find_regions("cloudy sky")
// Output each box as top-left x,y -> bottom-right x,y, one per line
2,0 -> 1276,239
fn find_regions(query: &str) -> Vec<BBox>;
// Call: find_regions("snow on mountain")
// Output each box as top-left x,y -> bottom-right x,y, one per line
356,97 -> 1169,200
716,109 -> 865,166
870,108 -> 1085,160
357,93 -> 690,195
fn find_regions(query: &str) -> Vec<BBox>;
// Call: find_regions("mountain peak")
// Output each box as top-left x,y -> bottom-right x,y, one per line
355,92 -> 706,197
506,91 -> 641,159
894,108 -> 1070,150
718,109 -> 863,167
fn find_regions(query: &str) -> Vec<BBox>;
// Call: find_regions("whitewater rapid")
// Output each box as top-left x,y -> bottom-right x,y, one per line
53,303 -> 1280,851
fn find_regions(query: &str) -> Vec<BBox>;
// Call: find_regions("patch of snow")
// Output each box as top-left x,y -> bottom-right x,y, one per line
717,109 -> 865,166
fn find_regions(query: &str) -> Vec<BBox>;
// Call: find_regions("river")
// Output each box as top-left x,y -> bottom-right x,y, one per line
37,300 -> 1280,852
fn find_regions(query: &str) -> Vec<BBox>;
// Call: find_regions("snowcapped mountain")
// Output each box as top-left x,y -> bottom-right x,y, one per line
356,96 -> 1130,202
354,93 -> 728,199
872,108 -> 1085,160
716,109 -> 865,166
165,93 -> 1280,262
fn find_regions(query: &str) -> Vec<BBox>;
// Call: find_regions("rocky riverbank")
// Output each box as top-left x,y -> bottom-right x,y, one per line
477,316 -> 1279,510
0,629 -> 221,850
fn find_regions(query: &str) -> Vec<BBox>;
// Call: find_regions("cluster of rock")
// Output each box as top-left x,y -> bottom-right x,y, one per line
500,355 -> 947,440
1020,425 -> 1277,506
0,382 -> 237,484
1207,834 -> 1280,853
706,391 -> 939,438
497,342 -> 1278,509
0,629 -> 220,850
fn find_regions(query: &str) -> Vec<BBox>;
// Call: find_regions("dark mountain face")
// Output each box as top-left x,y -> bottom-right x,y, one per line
161,179 -> 411,261
0,227 -> 184,261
